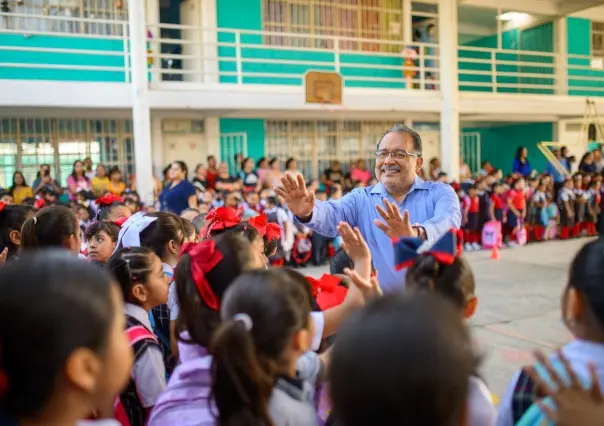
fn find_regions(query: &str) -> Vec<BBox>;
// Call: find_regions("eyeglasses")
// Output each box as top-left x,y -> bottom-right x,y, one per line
375,149 -> 421,160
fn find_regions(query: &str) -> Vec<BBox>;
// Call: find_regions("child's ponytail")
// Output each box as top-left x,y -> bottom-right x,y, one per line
20,206 -> 78,251
211,317 -> 274,426
20,216 -> 39,250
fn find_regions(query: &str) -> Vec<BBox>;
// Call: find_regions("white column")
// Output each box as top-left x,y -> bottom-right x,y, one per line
146,0 -> 160,83
201,0 -> 219,84
128,0 -> 155,206
402,0 -> 413,45
151,115 -> 164,178
205,117 -> 221,161
555,17 -> 568,95
438,0 -> 460,180
180,0 -> 204,83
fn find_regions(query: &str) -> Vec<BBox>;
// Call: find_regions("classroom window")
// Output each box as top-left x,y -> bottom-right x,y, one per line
262,0 -> 404,52
265,120 -> 389,179
593,21 -> 604,57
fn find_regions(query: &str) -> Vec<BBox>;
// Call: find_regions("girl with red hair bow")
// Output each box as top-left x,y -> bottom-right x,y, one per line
201,206 -> 242,239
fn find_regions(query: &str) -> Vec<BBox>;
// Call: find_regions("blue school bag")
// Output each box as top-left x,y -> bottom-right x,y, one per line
515,358 -> 591,426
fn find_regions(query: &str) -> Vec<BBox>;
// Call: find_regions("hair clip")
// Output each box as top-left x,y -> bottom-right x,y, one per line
32,216 -> 37,225
394,228 -> 461,271
233,313 -> 253,331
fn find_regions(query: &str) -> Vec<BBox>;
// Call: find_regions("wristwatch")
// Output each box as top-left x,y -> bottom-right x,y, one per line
412,225 -> 427,241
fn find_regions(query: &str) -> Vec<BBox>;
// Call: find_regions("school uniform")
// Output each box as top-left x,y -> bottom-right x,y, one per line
573,187 -> 588,237
121,304 -> 167,426
530,191 -> 546,241
505,190 -> 526,243
558,188 -> 575,239
496,339 -> 604,426
586,189 -> 601,235
490,193 -> 504,222
477,190 -> 491,230
465,195 -> 480,245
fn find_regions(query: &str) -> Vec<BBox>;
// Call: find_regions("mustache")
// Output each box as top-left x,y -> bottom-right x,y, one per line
381,165 -> 401,172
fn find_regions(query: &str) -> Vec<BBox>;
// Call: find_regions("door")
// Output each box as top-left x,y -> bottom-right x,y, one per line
460,132 -> 481,174
220,132 -> 248,174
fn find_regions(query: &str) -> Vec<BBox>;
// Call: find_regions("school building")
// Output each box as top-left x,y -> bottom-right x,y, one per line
2,0 -> 604,202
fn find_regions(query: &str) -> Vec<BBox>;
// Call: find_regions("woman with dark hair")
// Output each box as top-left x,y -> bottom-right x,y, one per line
159,161 -> 198,214
9,171 -> 33,205
512,146 -> 532,177
579,151 -> 597,174
67,160 -> 92,201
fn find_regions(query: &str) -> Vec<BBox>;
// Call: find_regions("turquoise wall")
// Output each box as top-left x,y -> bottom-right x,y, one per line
567,17 -> 604,96
0,34 -> 126,81
219,118 -> 265,161
459,22 -> 555,94
462,122 -> 553,174
215,0 -> 407,88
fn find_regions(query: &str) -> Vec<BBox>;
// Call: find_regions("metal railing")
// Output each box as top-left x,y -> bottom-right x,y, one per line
0,12 -> 130,82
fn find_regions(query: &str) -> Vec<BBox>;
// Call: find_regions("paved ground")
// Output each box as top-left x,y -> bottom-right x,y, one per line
304,237 -> 593,398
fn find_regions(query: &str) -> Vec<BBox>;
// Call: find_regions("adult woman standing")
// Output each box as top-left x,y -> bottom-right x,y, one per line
512,146 -> 532,177
159,161 -> 198,214
579,151 -> 597,174
66,160 -> 92,201
10,171 -> 33,205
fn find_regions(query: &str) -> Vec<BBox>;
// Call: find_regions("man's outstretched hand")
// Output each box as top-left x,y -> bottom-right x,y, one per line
274,174 -> 316,219
374,198 -> 416,239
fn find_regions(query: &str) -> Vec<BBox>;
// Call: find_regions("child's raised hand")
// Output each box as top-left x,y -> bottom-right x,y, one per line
0,247 -> 7,266
344,267 -> 382,301
338,222 -> 370,263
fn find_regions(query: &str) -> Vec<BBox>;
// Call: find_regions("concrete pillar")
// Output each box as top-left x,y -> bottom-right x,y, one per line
151,115 -> 164,179
403,0 -> 413,45
201,0 -> 219,84
128,0 -> 155,206
438,0 -> 460,180
205,116 -> 221,161
555,17 -> 568,95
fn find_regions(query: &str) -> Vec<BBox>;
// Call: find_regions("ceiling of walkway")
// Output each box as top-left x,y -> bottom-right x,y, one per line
458,0 -> 604,16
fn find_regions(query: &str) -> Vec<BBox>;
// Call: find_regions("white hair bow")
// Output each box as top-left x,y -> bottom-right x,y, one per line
114,212 -> 157,254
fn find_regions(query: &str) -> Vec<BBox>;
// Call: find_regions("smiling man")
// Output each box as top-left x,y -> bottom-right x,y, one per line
275,123 -> 461,293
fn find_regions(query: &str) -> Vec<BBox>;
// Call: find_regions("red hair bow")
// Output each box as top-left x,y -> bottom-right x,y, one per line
202,206 -> 241,238
0,201 -> 6,212
96,194 -> 123,206
113,216 -> 129,228
306,274 -> 348,311
180,241 -> 224,311
248,213 -> 282,241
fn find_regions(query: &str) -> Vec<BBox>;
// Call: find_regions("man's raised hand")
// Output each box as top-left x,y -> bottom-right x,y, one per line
274,173 -> 315,219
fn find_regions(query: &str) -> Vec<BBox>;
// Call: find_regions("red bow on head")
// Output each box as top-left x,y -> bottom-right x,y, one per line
306,274 -> 348,311
180,241 -> 224,311
248,213 -> 282,241
113,216 -> 129,228
96,194 -> 123,206
202,207 -> 241,239
0,201 -> 6,212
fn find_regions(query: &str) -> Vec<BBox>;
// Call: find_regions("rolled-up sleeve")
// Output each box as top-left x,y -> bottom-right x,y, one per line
421,184 -> 462,242
296,190 -> 359,238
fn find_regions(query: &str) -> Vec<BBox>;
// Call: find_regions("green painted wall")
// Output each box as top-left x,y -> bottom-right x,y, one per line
0,34 -> 126,81
462,122 -> 553,174
459,22 -> 555,94
219,118 -> 265,162
567,17 -> 604,96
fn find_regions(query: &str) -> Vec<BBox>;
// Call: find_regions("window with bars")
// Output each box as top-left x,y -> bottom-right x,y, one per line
0,117 -> 134,189
593,21 -> 604,58
262,0 -> 404,52
0,0 -> 127,36
265,120 -> 392,179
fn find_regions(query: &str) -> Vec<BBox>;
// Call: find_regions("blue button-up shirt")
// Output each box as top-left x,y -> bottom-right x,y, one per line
300,177 -> 461,293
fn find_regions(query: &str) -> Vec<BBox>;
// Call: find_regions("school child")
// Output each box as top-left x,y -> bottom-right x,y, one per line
476,179 -> 491,237
497,238 -> 604,426
464,185 -> 481,251
201,206 -> 243,239
96,194 -> 132,222
396,230 -> 496,426
212,269 -> 327,426
0,250 -> 132,426
329,293 -> 479,426
573,174 -> 588,238
586,180 -> 601,236
242,222 -> 270,268
0,202 -> 35,262
529,181 -> 547,242
20,205 -> 82,253
107,247 -> 170,426
558,179 -> 575,240
247,211 -> 283,261
85,221 -> 120,265
489,182 -> 505,224
505,177 -> 526,247
541,194 -> 559,241
181,218 -> 199,243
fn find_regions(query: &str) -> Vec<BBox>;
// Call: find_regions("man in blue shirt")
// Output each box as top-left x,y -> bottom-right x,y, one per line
275,124 -> 461,293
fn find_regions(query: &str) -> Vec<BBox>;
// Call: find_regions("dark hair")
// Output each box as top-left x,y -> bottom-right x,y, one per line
405,255 -> 475,311
568,238 -> 604,329
211,269 -> 312,426
9,171 -> 27,194
515,146 -> 527,160
97,201 -> 128,221
137,212 -> 184,259
207,155 -> 216,162
256,157 -> 266,168
21,206 -> 78,251
70,160 -> 89,182
0,250 -> 115,419
330,248 -> 354,275
36,164 -> 51,179
85,221 -> 120,243
0,204 -> 35,259
242,223 -> 261,245
268,158 -> 278,167
285,158 -> 296,170
376,123 -> 422,155
329,293 -> 478,426
106,247 -> 155,304
181,218 -> 196,240
173,161 -> 189,179
266,196 -> 278,207
175,232 -> 253,348
0,191 -> 12,200
108,166 -> 122,180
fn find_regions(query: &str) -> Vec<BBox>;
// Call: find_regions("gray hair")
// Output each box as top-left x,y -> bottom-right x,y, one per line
376,123 -> 423,156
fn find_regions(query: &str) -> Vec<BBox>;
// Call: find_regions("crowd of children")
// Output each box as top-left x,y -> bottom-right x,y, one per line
0,171 -> 604,426
457,171 -> 602,251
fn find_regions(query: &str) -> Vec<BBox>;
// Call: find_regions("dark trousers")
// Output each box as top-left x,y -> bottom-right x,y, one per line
310,232 -> 328,266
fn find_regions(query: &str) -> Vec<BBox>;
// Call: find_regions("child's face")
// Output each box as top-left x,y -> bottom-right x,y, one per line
125,200 -> 138,213
468,188 -> 477,197
77,208 -> 89,221
132,254 -> 170,309
1,194 -> 13,204
88,231 -> 116,264
573,179 -> 582,189
250,236 -> 268,269
514,179 -> 525,191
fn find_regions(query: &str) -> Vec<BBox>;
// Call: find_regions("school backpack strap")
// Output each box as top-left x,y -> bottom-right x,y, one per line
126,325 -> 158,347
515,358 -> 591,426
148,310 -> 171,350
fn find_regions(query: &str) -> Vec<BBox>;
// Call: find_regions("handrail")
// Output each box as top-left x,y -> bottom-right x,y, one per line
0,11 -> 125,25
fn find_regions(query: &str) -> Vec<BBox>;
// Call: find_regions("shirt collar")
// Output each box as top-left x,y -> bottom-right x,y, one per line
124,303 -> 153,330
370,176 -> 430,196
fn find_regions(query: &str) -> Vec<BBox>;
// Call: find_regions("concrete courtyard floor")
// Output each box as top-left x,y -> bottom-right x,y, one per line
304,237 -> 593,399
